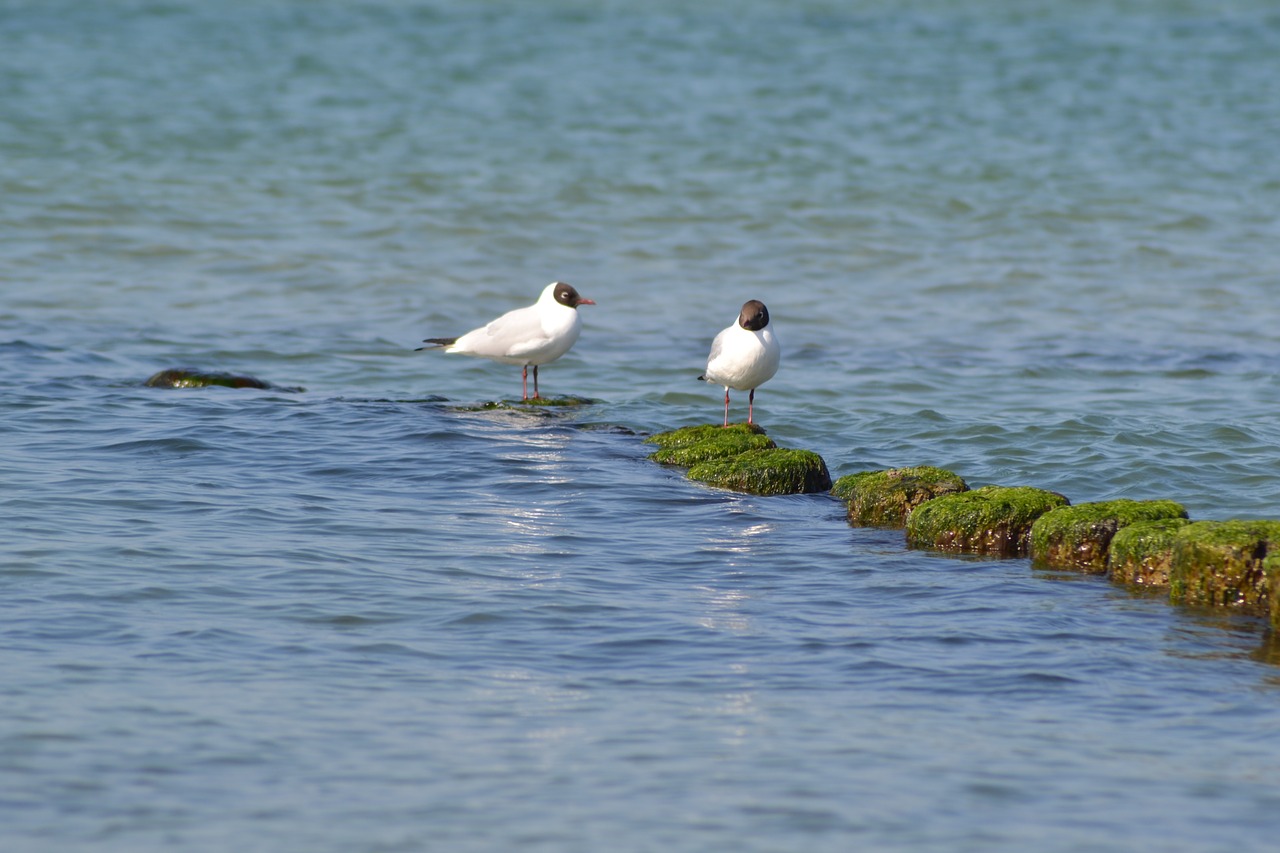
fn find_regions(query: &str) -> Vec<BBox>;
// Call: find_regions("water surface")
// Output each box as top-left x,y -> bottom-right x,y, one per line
4,1 -> 1280,850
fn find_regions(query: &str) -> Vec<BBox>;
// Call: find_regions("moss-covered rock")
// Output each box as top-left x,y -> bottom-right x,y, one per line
145,368 -> 273,389
644,424 -> 829,496
831,466 -> 969,528
646,423 -> 776,466
645,423 -> 767,449
1107,518 -> 1192,588
1029,499 -> 1189,573
1169,520 -> 1280,614
905,485 -> 1069,557
686,448 -> 832,496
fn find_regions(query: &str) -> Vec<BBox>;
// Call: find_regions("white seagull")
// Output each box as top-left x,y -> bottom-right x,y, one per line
417,281 -> 595,400
699,299 -> 780,427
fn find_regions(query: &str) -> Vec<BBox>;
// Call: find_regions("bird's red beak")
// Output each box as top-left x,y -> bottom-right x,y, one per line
578,297 -> 596,306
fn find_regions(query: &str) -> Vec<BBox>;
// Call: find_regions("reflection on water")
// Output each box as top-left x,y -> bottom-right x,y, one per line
694,586 -> 754,636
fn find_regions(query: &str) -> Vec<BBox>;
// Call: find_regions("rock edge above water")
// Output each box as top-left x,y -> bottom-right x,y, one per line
832,466 -> 969,527
1031,499 -> 1189,573
905,485 -> 1070,557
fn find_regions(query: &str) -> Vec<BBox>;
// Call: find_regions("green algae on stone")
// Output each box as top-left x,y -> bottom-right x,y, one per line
905,485 -> 1069,557
145,368 -> 273,390
1169,520 -> 1280,614
1029,499 -> 1189,574
831,466 -> 969,528
645,423 -> 767,451
646,424 -> 776,466
686,447 -> 832,496
1107,517 -> 1192,588
1266,554 -> 1280,630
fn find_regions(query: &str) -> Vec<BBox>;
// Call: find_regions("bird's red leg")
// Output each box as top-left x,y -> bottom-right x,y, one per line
522,365 -> 528,401
533,365 -> 540,399
748,388 -> 755,424
723,389 -> 730,427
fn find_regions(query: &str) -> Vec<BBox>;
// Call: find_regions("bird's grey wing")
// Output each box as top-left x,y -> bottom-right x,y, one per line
452,305 -> 548,358
704,327 -> 728,369
491,307 -> 554,358
699,326 -> 729,380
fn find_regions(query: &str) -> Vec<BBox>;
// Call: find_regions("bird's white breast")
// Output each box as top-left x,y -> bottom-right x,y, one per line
704,325 -> 779,390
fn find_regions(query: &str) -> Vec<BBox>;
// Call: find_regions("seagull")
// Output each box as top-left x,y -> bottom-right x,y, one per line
417,281 -> 595,400
699,299 -> 780,427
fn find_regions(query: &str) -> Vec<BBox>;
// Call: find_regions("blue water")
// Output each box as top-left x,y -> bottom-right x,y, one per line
5,1 -> 1280,850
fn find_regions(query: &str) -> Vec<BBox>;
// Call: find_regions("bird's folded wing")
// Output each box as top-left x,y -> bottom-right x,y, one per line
459,308 -> 548,358
704,328 -> 729,368
504,334 -> 553,358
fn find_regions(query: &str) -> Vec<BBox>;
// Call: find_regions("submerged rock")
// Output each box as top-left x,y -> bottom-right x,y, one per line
145,368 -> 273,389
832,466 -> 969,528
905,485 -> 1069,557
1106,518 -> 1192,588
686,447 -> 832,496
513,395 -> 595,407
645,423 -> 776,466
1030,499 -> 1189,573
1169,520 -> 1280,616
453,395 -> 596,412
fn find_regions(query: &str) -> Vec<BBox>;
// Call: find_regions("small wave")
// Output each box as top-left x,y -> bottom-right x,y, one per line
100,437 -> 214,454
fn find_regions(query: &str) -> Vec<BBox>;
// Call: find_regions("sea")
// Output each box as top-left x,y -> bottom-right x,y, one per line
4,1 -> 1280,850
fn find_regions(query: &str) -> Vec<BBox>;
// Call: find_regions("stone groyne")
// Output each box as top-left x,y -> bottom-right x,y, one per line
832,465 -> 1280,630
143,373 -> 1280,634
642,421 -> 1280,631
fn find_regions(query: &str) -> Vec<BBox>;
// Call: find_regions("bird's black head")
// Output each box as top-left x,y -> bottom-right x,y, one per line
737,300 -> 770,332
553,282 -> 595,309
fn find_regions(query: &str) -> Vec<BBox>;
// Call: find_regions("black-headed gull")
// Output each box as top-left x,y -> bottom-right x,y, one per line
418,281 -> 595,400
698,299 -> 780,427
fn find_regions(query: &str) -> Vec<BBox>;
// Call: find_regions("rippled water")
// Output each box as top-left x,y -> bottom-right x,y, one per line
5,1 -> 1280,850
